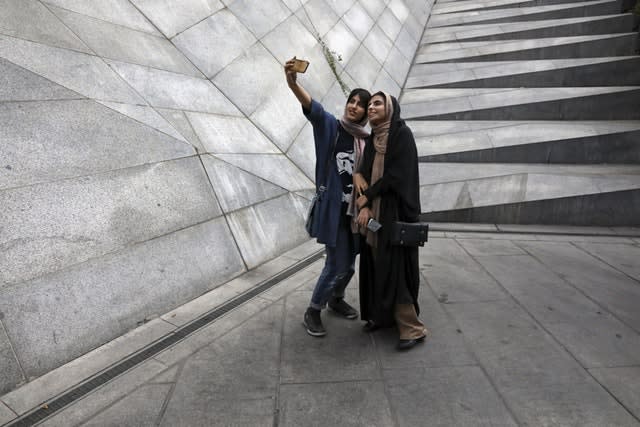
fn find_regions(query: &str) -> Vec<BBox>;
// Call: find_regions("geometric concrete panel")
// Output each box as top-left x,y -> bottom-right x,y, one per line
215,154 -> 314,192
0,157 -> 220,286
378,7 -> 404,41
0,402 -> 14,425
363,24 -> 394,65
574,242 -> 640,281
286,122 -> 316,181
202,155 -> 287,213
212,42 -> 286,116
107,60 -> 241,115
373,67 -> 403,99
156,108 -> 205,152
360,0 -> 388,21
0,99 -> 195,189
427,0 -> 621,27
49,6 -> 201,76
172,10 -> 257,78
342,2 -> 376,41
324,20 -> 361,66
0,36 -> 145,104
415,33 -> 639,63
187,112 -> 281,154
0,324 -> 23,395
433,0 -> 532,15
226,0 -> 291,39
129,0 -> 224,39
0,57 -> 79,102
384,44 -> 412,86
0,0 -> 90,52
344,44 -> 384,91
42,0 -> 161,35
395,26 -> 420,61
0,216 -> 246,378
226,193 -> 311,269
293,0 -> 340,37
590,367 -> 640,420
97,101 -> 188,142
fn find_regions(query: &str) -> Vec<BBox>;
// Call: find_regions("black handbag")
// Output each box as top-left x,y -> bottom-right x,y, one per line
391,221 -> 429,247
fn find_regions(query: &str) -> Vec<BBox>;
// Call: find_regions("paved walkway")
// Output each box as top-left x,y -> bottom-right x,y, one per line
2,225 -> 640,426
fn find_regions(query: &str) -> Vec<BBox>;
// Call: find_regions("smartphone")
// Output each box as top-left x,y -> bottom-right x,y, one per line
292,58 -> 310,73
367,218 -> 382,232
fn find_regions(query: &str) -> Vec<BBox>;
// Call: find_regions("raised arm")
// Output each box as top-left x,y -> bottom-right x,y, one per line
284,57 -> 311,111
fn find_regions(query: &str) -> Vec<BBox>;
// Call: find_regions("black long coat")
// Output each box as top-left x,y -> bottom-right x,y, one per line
358,96 -> 421,327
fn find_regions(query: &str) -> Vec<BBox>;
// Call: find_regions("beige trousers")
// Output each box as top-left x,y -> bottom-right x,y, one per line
394,304 -> 428,340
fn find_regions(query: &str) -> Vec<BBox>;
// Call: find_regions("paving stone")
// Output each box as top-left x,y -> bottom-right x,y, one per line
574,242 -> 640,282
0,57 -> 80,102
159,303 -> 283,425
38,360 -> 166,427
419,238 -> 508,303
384,366 -> 517,426
216,154 -> 313,192
97,101 -> 187,142
278,381 -> 394,427
0,401 -> 16,425
81,384 -> 172,427
149,366 -> 180,384
130,0 -> 224,39
155,108 -> 205,152
456,238 -> 527,256
280,290 -> 379,384
0,323 -> 23,396
589,367 -> 640,420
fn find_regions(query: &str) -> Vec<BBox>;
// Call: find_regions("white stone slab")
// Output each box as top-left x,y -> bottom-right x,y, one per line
0,0 -> 89,52
360,0 -> 387,20
226,193 -> 311,268
0,99 -> 195,190
187,112 -> 281,154
49,6 -> 200,77
324,20 -> 360,66
0,57 -> 80,102
172,9 -> 256,78
378,7 -> 403,41
0,402 -> 15,425
0,36 -> 144,104
107,60 -> 241,115
286,122 -> 316,181
202,155 -> 287,213
0,157 -> 220,286
295,0 -> 340,37
395,27 -> 419,62
574,242 -> 640,281
0,217 -> 245,378
98,102 -> 187,142
384,44 -> 411,86
342,2 -> 375,41
130,0 -> 224,38
363,24 -> 393,65
156,108 -> 205,152
433,0 -> 528,14
389,0 -> 410,22
373,67 -> 402,98
227,0 -> 291,39
215,153 -> 314,192
344,44 -> 382,90
43,0 -> 160,35
213,41 -> 291,117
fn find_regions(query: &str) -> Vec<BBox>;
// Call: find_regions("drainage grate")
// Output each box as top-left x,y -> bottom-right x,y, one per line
5,249 -> 324,427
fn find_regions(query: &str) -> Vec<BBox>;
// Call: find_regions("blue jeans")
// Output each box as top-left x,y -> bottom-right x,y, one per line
310,217 -> 358,310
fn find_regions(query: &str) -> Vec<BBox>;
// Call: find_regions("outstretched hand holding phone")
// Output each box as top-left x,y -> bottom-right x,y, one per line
284,57 -> 312,110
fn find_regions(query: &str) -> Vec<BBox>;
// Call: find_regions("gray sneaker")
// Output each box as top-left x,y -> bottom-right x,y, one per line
303,307 -> 326,337
328,297 -> 358,319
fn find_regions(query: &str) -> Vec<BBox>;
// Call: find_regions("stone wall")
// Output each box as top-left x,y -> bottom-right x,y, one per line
0,0 -> 433,394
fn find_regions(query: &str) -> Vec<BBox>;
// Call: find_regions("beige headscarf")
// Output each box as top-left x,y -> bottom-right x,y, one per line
366,92 -> 394,248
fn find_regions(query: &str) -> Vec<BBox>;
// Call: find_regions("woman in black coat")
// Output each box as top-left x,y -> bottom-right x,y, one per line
355,91 -> 428,351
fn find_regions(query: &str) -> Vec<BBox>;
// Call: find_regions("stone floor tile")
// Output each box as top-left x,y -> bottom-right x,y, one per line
589,367 -> 640,420
457,238 -> 528,256
161,396 -> 274,427
574,242 -> 640,282
0,401 -> 16,425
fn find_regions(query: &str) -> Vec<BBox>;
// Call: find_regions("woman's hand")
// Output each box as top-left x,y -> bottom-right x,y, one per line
354,173 -> 368,196
357,207 -> 372,227
284,58 -> 297,87
356,194 -> 368,209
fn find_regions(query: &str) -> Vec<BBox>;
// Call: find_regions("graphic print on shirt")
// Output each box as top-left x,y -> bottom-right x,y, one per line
336,150 -> 355,204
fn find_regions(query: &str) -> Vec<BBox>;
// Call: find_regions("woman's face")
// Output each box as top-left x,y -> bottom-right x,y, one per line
367,94 -> 386,126
345,94 -> 366,123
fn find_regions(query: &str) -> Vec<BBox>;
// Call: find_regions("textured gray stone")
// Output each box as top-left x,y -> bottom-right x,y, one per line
38,361 -> 166,427
384,367 -> 518,427
518,241 -> 640,331
590,367 -> 640,420
43,0 -> 160,35
280,290 -> 378,384
345,44 -> 383,90
216,154 -> 314,192
159,303 -> 283,426
278,381 -> 394,427
363,24 -> 394,65
324,20 -> 361,66
286,122 -> 316,180
378,7 -> 403,41
202,155 -> 286,213
0,36 -> 144,104
0,217 -> 245,377
343,2 -> 375,41
82,384 -> 171,427
187,112 -> 280,154
0,0 -> 89,52
384,44 -> 412,86
419,238 -> 508,302
0,323 -> 23,395
575,242 -> 640,281
130,0 -> 224,38
0,99 -> 194,190
227,0 -> 291,39
361,0 -> 387,20
0,401 -> 15,425
97,102 -> 187,142
156,108 -> 204,151
0,57 -> 80,101
107,60 -> 241,115
1,157 -> 218,285
294,0 -> 340,37
172,9 -> 256,78
49,5 -> 200,76
226,194 -> 311,269
456,238 -> 527,256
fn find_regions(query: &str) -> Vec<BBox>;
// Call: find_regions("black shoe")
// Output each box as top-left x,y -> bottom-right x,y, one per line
328,297 -> 358,319
303,308 -> 326,337
362,321 -> 380,333
396,335 -> 426,351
